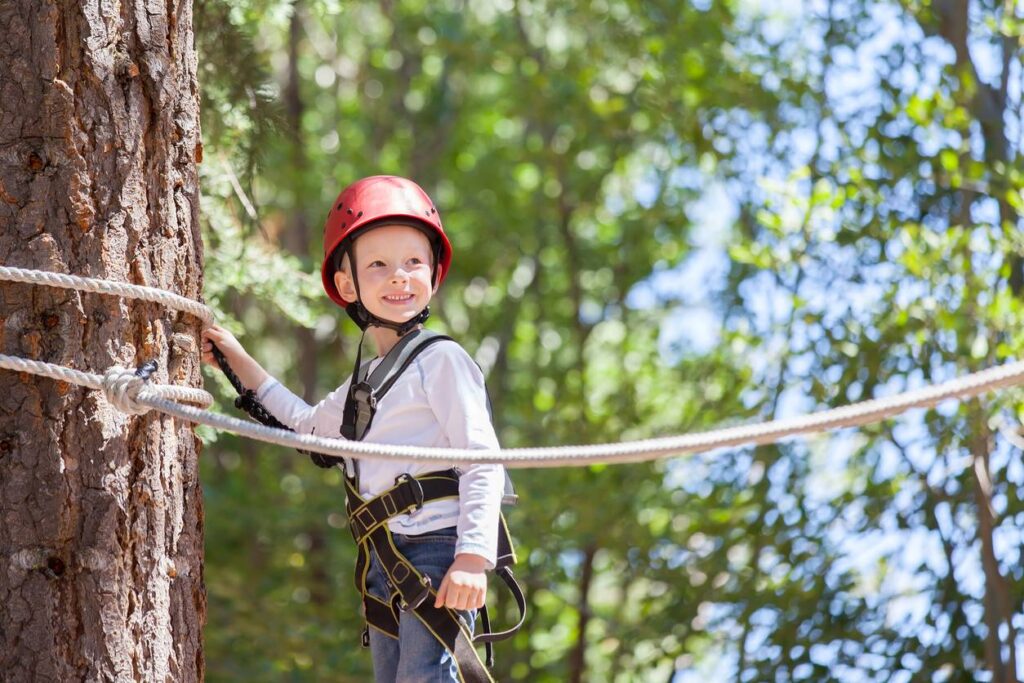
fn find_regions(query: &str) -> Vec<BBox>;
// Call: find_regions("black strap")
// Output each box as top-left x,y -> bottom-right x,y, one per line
345,472 -> 526,652
345,300 -> 432,335
372,536 -> 494,682
353,497 -> 495,683
342,329 -> 454,444
474,567 -> 527,645
213,334 -> 526,673
209,343 -> 340,466
343,328 -> 519,513
347,472 -> 460,545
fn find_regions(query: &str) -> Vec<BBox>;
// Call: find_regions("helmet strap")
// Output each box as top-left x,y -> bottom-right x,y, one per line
431,240 -> 444,290
344,301 -> 431,336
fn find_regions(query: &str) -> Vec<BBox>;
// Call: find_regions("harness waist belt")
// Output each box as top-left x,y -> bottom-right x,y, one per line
345,469 -> 525,679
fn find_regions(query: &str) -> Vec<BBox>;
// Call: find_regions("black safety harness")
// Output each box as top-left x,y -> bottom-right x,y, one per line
210,329 -> 525,680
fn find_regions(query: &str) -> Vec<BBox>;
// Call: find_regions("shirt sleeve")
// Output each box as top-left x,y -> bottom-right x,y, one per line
255,375 -> 351,441
420,343 -> 505,568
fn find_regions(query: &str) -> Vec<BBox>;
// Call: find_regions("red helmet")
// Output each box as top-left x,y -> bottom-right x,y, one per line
321,175 -> 453,308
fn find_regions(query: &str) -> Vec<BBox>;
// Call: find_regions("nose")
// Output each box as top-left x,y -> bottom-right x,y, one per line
390,266 -> 409,283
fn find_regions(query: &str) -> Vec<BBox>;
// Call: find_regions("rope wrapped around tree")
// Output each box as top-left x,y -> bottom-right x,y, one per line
1,266 -> 1021,469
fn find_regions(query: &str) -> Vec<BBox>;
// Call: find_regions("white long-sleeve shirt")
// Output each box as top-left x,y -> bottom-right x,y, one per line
256,339 -> 505,566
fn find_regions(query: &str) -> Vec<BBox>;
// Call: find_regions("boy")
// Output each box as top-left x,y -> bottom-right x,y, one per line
201,175 -> 507,682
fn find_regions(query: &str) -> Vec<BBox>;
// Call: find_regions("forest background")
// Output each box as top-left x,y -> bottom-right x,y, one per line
193,0 -> 1024,681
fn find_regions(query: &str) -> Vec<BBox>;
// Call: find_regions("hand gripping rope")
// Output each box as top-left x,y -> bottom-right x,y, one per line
1,265 -> 1023,468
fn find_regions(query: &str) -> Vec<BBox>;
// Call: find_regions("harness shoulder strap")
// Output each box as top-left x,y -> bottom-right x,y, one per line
384,335 -> 518,507
369,329 -> 454,393
344,329 -> 455,443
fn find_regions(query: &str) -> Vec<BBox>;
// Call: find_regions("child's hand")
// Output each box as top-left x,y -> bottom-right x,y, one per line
201,324 -> 244,369
201,324 -> 270,391
434,553 -> 488,611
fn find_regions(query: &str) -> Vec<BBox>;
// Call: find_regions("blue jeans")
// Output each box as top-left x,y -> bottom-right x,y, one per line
365,526 -> 477,683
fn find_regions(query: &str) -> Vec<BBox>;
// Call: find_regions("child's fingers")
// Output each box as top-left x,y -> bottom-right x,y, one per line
201,326 -> 223,341
198,327 -> 232,370
462,586 -> 483,611
447,584 -> 479,611
202,329 -> 234,353
434,575 -> 450,608
444,586 -> 463,610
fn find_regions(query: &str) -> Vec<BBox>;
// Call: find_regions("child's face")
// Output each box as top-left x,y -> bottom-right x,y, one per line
333,224 -> 438,323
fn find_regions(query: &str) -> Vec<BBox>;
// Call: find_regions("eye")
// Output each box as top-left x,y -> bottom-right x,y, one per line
368,260 -> 385,268
409,257 -> 424,265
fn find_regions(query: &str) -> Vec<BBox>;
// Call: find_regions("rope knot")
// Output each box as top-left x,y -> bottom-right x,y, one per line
101,367 -> 151,416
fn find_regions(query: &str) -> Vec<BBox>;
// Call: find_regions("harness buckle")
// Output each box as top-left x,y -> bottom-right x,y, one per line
395,473 -> 424,511
353,381 -> 377,408
355,507 -> 376,535
398,574 -> 432,612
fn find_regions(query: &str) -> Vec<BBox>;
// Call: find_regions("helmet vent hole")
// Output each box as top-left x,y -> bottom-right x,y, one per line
357,211 -> 363,217
336,203 -> 343,210
347,208 -> 353,215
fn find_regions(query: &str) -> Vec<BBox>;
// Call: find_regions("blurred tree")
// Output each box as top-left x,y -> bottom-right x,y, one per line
193,0 -> 1024,681
708,0 -> 1024,680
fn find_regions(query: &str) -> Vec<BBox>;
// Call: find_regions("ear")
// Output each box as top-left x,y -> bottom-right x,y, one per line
334,269 -> 358,303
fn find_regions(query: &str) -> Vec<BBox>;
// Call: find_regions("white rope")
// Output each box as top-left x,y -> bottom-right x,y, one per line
2,352 -> 1021,468
2,266 -> 1022,468
0,354 -> 213,410
0,266 -> 214,325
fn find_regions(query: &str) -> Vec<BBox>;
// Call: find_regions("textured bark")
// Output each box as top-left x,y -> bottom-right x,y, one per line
0,1 -> 205,681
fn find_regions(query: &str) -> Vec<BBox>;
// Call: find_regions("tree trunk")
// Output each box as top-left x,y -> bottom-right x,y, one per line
567,543 -> 597,683
283,0 -> 318,405
282,0 -> 332,607
921,3 -> 1020,679
969,409 -> 1018,683
0,2 -> 205,681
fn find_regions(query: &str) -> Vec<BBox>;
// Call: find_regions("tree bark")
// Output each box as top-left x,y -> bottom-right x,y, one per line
0,2 -> 205,681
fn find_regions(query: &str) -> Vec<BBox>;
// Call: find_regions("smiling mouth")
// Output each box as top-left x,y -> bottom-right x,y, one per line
383,294 -> 415,303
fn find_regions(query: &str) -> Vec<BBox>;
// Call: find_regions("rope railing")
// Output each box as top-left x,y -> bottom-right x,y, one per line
0,354 -> 213,412
2,266 -> 1021,468
0,266 -> 214,325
